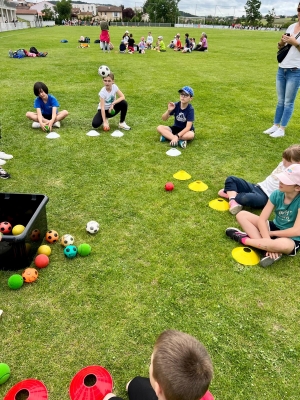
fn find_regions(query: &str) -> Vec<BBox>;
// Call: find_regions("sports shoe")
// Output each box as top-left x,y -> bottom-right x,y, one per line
218,188 -> 229,199
0,152 -> 13,160
160,135 -> 167,142
53,121 -> 61,128
32,122 -> 41,128
178,140 -> 187,148
229,199 -> 243,215
260,254 -> 282,268
263,125 -> 278,134
225,227 -> 248,243
119,122 -> 131,130
0,168 -> 10,179
270,128 -> 285,138
0,159 -> 6,166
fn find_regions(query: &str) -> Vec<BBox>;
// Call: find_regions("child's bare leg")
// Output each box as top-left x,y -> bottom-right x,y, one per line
55,110 -> 69,122
180,130 -> 195,141
226,190 -> 238,199
236,211 -> 263,239
243,237 -> 294,255
26,111 -> 38,121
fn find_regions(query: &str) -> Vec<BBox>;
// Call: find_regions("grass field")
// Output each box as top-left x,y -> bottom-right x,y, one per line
0,26 -> 300,400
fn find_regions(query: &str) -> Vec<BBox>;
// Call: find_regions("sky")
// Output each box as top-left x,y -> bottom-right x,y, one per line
77,0 -> 299,18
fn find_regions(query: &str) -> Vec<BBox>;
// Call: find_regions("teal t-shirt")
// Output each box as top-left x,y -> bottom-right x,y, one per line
270,190 -> 300,240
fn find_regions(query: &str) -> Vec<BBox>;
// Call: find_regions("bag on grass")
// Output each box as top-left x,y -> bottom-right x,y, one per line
30,46 -> 39,54
94,39 -> 100,43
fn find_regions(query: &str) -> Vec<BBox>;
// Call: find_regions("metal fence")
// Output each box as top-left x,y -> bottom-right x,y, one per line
110,22 -> 172,27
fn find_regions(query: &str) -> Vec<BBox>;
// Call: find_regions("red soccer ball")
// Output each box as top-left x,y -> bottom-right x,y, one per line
0,221 -> 12,234
165,182 -> 174,191
34,254 -> 49,269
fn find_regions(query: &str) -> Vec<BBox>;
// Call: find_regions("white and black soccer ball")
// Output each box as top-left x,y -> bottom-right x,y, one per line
98,65 -> 110,77
86,220 -> 99,234
60,234 -> 75,247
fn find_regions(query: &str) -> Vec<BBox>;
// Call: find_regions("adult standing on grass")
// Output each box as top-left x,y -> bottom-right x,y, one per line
263,4 -> 300,138
100,17 -> 110,52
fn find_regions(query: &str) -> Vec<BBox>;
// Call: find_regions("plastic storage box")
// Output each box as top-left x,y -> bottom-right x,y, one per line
0,193 -> 49,271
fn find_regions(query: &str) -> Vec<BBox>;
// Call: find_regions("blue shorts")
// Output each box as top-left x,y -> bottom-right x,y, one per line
269,221 -> 300,256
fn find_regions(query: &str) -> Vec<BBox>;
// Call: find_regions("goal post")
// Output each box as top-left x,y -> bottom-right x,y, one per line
176,16 -> 206,27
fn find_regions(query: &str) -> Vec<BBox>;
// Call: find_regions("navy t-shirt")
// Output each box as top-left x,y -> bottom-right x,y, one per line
170,102 -> 194,130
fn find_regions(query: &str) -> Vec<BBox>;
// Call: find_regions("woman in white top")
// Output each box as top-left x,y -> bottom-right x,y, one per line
264,5 -> 300,138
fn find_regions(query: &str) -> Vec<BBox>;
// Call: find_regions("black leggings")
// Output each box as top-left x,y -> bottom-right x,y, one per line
92,100 -> 128,128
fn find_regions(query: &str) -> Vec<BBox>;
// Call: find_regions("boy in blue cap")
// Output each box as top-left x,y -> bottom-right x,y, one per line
157,86 -> 195,148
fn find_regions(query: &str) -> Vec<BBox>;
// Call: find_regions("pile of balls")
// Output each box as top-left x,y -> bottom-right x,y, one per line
0,221 -> 26,236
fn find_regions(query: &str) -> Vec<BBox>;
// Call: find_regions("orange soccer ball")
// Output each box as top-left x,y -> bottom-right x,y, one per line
103,125 -> 110,131
45,230 -> 59,243
22,268 -> 38,283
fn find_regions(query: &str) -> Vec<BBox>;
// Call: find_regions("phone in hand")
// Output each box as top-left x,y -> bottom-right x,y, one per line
285,33 -> 291,36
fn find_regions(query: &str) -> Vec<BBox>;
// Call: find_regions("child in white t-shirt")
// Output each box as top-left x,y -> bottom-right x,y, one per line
92,73 -> 131,131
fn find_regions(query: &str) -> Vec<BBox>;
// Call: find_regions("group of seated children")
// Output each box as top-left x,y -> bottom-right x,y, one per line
168,32 -> 208,52
119,31 -> 155,53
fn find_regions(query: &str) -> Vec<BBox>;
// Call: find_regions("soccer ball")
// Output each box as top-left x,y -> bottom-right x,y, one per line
98,65 -> 110,77
0,221 -> 12,234
30,228 -> 40,241
60,234 -> 74,247
45,230 -> 59,243
64,245 -> 78,258
86,220 -> 99,234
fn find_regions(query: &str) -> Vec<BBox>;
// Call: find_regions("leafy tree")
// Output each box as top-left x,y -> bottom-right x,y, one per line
244,0 -> 262,26
42,5 -> 55,20
265,7 -> 275,27
54,0 -> 72,22
144,0 -> 180,24
123,7 -> 135,21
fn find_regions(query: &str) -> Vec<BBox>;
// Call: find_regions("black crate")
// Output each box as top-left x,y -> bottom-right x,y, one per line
0,193 -> 49,271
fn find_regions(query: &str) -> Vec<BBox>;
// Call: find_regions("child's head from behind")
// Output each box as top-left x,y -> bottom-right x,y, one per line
34,81 -> 48,96
282,144 -> 300,165
151,330 -> 213,400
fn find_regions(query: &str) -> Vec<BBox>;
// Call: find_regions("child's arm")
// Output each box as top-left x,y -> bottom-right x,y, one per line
257,200 -> 275,238
177,121 -> 193,138
49,106 -> 57,130
100,97 -> 109,129
36,108 -> 47,131
162,102 -> 175,120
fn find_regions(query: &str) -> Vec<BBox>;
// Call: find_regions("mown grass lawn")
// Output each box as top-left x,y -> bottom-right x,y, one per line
0,25 -> 300,400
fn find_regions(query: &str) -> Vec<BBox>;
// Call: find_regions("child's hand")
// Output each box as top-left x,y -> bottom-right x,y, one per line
170,135 -> 179,147
168,102 -> 175,111
103,121 -> 109,130
266,251 -> 282,260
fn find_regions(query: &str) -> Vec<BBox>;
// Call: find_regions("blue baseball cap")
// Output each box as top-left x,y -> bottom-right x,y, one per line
178,86 -> 194,97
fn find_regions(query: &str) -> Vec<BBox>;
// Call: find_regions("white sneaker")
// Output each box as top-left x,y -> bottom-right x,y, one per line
0,159 -> 6,166
118,122 -> 131,130
270,128 -> 285,138
53,121 -> 61,128
0,152 -> 13,160
32,122 -> 41,128
263,125 -> 279,134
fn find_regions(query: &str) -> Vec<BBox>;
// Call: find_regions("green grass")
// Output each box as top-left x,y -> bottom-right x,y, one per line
0,26 -> 300,400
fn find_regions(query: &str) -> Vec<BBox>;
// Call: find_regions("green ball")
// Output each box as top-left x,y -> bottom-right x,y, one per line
78,243 -> 91,257
45,125 -> 50,133
8,274 -> 24,290
109,109 -> 115,115
0,363 -> 10,385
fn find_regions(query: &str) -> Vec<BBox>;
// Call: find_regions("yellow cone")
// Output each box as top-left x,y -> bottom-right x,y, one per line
188,180 -> 208,192
209,198 -> 230,211
232,247 -> 260,266
173,170 -> 191,180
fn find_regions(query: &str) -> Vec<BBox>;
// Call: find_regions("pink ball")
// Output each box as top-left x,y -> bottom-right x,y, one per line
34,254 -> 49,269
165,182 -> 174,191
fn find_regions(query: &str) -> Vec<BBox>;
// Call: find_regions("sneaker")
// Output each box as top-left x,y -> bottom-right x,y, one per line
160,135 -> 167,142
260,254 -> 282,268
263,125 -> 278,134
178,140 -> 187,148
0,152 -> 13,160
270,128 -> 285,138
53,121 -> 61,128
229,199 -> 243,215
32,122 -> 41,128
0,168 -> 10,179
119,122 -> 131,130
0,159 -> 6,166
218,188 -> 229,199
225,227 -> 248,243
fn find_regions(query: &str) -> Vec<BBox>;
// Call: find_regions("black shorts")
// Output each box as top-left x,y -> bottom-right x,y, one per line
128,377 -> 157,400
42,114 -> 52,120
169,125 -> 195,135
269,221 -> 300,256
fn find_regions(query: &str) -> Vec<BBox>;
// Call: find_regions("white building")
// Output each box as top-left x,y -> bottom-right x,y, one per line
30,0 -> 55,13
0,0 -> 18,22
72,2 -> 97,16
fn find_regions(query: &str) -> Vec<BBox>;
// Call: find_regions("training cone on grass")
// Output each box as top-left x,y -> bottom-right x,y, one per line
4,379 -> 48,400
209,198 -> 230,211
188,180 -> 208,192
232,247 -> 260,266
166,148 -> 181,156
173,170 -> 191,180
69,365 -> 113,400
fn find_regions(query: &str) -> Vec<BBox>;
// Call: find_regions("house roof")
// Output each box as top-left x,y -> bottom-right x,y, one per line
97,6 -> 122,12
16,8 -> 39,14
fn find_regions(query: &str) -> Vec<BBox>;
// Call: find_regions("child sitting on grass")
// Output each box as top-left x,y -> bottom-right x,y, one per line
157,86 -> 195,149
226,164 -> 300,267
102,330 -> 214,400
218,144 -> 300,214
26,82 -> 68,132
155,36 -> 166,52
92,73 -> 130,131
